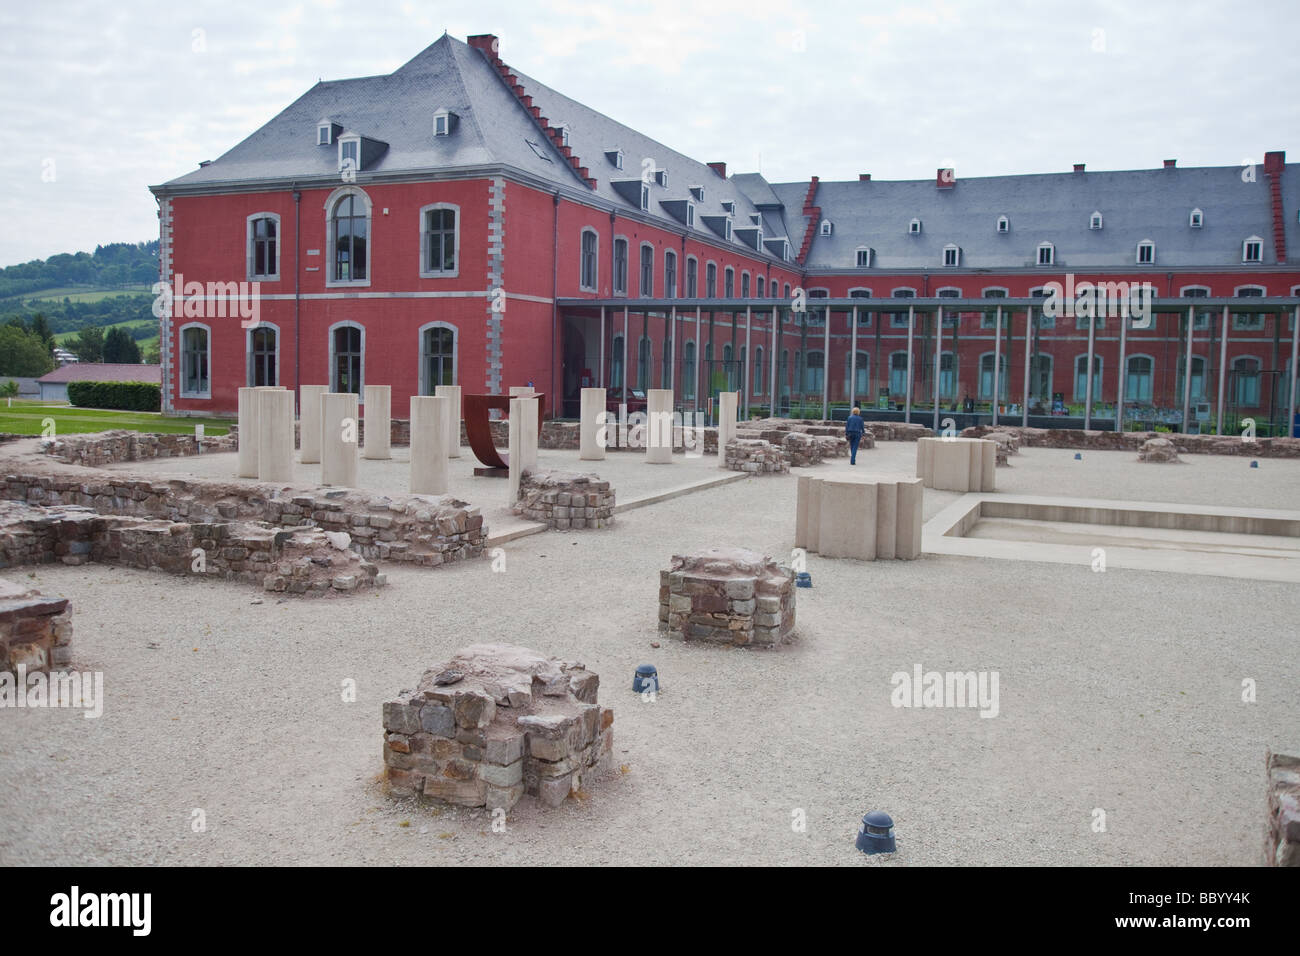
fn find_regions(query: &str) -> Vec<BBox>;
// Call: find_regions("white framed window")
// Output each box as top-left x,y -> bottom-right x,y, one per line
1233,285 -> 1266,330
419,203 -> 459,278
1182,286 -> 1211,329
640,243 -> 655,298
721,200 -> 735,214
689,185 -> 704,202
980,288 -> 1007,327
247,322 -> 279,387
1232,356 -> 1262,406
338,135 -> 361,173
1037,242 -> 1055,265
654,169 -> 668,187
1089,211 -> 1103,230
1189,208 -> 1203,228
417,322 -> 457,395
246,212 -> 280,281
317,123 -> 333,145
613,237 -> 629,296
908,218 -> 922,234
433,110 -> 453,136
856,247 -> 872,267
640,185 -> 649,211
937,287 -> 961,327
324,186 -> 372,287
1073,354 -> 1102,401
329,321 -> 365,395
890,287 -> 915,327
580,228 -> 599,291
179,322 -> 211,399
686,203 -> 695,227
741,272 -> 750,298
723,218 -> 732,241
664,249 -> 677,298
706,262 -> 717,297
606,148 -> 624,169
1136,239 -> 1155,265
997,216 -> 1010,234
756,276 -> 765,297
978,352 -> 1008,401
846,351 -> 870,396
1126,354 -> 1154,402
819,220 -> 833,237
889,351 -> 910,395
685,256 -> 698,297
724,267 -> 735,298
1242,236 -> 1263,262
556,124 -> 570,148
752,345 -> 764,393
943,244 -> 960,267
1030,287 -> 1055,328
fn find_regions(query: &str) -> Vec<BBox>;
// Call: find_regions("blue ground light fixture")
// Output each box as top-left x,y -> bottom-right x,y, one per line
1074,453 -> 1083,460
795,572 -> 812,588
855,811 -> 897,855
633,664 -> 659,694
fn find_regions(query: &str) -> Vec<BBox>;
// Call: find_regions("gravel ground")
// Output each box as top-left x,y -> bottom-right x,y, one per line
1,441 -> 1297,866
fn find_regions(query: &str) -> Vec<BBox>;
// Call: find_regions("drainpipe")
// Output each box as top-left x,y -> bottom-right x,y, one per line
293,185 -> 301,411
551,191 -> 560,415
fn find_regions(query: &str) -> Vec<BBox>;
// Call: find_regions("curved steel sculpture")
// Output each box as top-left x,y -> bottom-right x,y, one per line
464,393 -> 547,472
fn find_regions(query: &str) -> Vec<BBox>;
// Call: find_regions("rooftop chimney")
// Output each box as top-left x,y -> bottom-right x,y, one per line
467,34 -> 500,60
859,174 -> 871,181
1163,159 -> 1176,168
707,162 -> 727,179
1073,163 -> 1085,173
936,168 -> 955,189
1264,150 -> 1286,175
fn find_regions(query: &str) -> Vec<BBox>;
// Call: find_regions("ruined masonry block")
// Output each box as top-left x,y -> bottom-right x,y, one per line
659,547 -> 796,647
1266,750 -> 1300,866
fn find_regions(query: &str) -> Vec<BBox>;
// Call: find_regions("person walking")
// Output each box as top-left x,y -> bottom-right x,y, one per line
845,405 -> 865,465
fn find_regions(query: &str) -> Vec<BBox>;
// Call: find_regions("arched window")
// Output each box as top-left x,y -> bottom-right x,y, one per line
741,272 -> 749,298
783,283 -> 791,298
686,257 -> 698,297
247,213 -> 279,280
705,262 -> 718,297
1126,355 -> 1154,402
248,323 -> 278,387
613,237 -> 629,295
580,228 -> 599,291
662,337 -> 672,388
889,351 -> 909,396
419,203 -> 458,277
727,265 -> 738,298
1233,356 -> 1261,407
1073,354 -> 1102,401
330,322 -> 364,394
638,336 -> 652,388
611,335 -> 624,388
419,323 -> 456,394
753,345 -> 764,393
805,350 -> 824,394
683,341 -> 696,400
939,352 -> 957,399
640,244 -> 654,298
846,352 -> 869,398
1176,354 -> 1206,402
180,323 -> 210,398
756,275 -> 765,297
664,249 -> 677,298
978,352 -> 1007,400
327,190 -> 370,285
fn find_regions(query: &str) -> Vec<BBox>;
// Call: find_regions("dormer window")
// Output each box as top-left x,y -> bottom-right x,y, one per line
1136,239 -> 1155,265
686,203 -> 695,227
750,213 -> 761,226
339,135 -> 361,173
908,218 -> 922,234
997,216 -> 1010,234
318,123 -> 333,146
721,200 -> 735,214
723,218 -> 732,241
1089,211 -> 1103,230
943,244 -> 961,267
1189,208 -> 1203,228
654,169 -> 668,187
433,110 -> 457,136
820,220 -> 833,237
605,148 -> 624,169
689,185 -> 705,202
856,247 -> 873,268
556,124 -> 570,148
1037,242 -> 1055,265
1242,236 -> 1263,263
640,185 -> 650,211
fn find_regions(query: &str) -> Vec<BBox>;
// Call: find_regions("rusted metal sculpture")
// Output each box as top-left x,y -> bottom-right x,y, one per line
464,393 -> 547,475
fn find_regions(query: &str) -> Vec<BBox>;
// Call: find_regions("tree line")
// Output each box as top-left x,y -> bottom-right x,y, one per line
0,314 -> 145,377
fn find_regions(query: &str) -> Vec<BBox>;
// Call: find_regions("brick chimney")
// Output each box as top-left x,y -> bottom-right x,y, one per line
1163,159 -> 1176,168
707,162 -> 727,179
467,34 -> 500,61
1073,163 -> 1085,173
859,174 -> 871,181
1264,150 -> 1286,175
936,168 -> 955,188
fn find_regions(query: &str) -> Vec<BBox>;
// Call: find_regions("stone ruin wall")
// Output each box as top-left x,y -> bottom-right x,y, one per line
962,424 -> 1300,458
0,578 -> 72,673
514,471 -> 615,529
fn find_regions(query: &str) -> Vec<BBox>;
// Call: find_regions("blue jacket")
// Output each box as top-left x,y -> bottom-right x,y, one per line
845,413 -> 865,437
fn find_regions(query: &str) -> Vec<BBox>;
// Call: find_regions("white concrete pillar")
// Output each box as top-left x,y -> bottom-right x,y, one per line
435,385 -> 462,458
256,388 -> 295,482
717,390 -> 738,468
518,396 -> 539,472
508,396 -> 523,505
409,395 -> 448,496
362,385 -> 391,460
646,388 -> 673,464
237,387 -> 259,478
321,392 -> 359,488
299,385 -> 328,464
580,387 -> 607,460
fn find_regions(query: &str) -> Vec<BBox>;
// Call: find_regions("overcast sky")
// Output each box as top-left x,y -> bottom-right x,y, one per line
3,0 -> 1296,268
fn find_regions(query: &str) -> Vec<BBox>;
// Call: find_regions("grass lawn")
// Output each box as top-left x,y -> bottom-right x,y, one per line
0,401 -> 233,437
17,286 -> 153,304
52,317 -> 158,345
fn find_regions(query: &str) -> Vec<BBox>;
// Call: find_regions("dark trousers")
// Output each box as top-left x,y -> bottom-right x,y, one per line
848,434 -> 860,463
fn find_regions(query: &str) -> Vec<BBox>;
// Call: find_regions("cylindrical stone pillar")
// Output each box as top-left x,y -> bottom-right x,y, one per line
436,385 -> 462,458
363,385 -> 391,460
237,387 -> 259,478
409,395 -> 448,496
646,388 -> 673,464
257,388 -> 295,482
518,396 -> 539,472
717,390 -> 738,468
580,387 -> 607,460
321,392 -> 359,488
299,385 -> 328,464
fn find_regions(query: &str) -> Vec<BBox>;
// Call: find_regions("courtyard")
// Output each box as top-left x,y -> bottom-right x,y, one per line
1,438 -> 1296,865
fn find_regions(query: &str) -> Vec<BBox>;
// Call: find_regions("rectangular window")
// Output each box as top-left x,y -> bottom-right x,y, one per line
686,259 -> 698,298
724,269 -> 734,298
423,208 -> 456,274
706,264 -> 717,297
1243,241 -> 1262,263
613,239 -> 628,295
182,327 -> 209,397
640,245 -> 654,298
581,231 -> 598,290
251,217 -> 277,278
664,251 -> 677,298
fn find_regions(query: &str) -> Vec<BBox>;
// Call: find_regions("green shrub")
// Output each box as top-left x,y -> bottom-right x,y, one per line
66,380 -> 161,411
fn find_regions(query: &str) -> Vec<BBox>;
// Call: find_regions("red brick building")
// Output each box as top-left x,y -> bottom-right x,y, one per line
151,32 -> 1300,434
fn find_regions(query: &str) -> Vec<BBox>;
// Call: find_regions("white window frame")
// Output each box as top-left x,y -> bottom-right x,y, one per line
612,236 -> 629,297
856,246 -> 872,268
640,185 -> 649,211
690,185 -> 704,202
639,242 -> 655,298
433,110 -> 452,136
246,321 -> 281,388
246,211 -> 281,282
721,201 -> 736,214
686,203 -> 695,227
663,249 -> 677,299
338,134 -> 361,173
1073,353 -> 1103,402
317,123 -> 333,146
1136,239 -> 1155,265
685,256 -> 699,297
723,218 -> 732,241
418,202 -> 460,279
706,261 -> 718,297
324,186 -> 373,289
1125,354 -> 1155,403
1232,285 -> 1267,330
741,271 -> 750,298
1089,211 -> 1103,230
328,320 -> 366,398
724,266 -> 735,298
996,215 -> 1010,234
580,227 -> 600,292
179,322 -> 212,399
908,218 -> 922,234
977,350 -> 1008,401
1242,236 -> 1263,263
820,220 -> 833,236
1037,242 -> 1055,266
416,321 -> 458,395
1189,208 -> 1203,228
943,244 -> 960,267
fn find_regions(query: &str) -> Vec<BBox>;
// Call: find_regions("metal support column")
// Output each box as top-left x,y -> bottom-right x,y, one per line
1022,307 -> 1032,428
849,306 -> 858,409
1181,305 -> 1195,434
904,305 -> 915,424
932,307 -> 942,432
992,305 -> 1002,426
1216,306 -> 1229,435
1083,310 -> 1096,430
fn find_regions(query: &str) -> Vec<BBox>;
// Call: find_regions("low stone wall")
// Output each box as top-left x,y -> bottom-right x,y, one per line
0,499 -> 384,595
659,548 -> 796,647
1266,750 -> 1300,866
724,439 -> 788,474
961,424 -> 1300,458
513,471 -> 615,529
45,429 -> 237,467
1,473 -> 485,569
0,578 -> 72,672
382,644 -> 614,810
743,418 -> 933,443
780,432 -> 852,466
